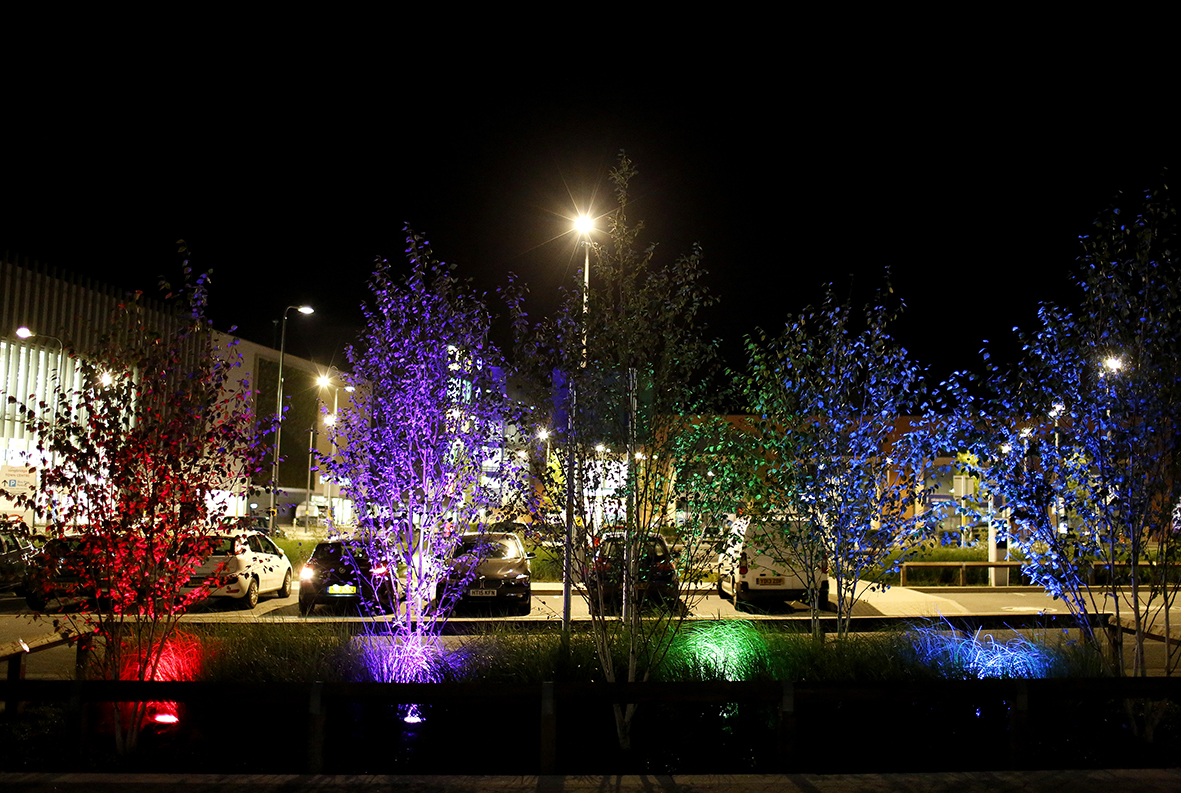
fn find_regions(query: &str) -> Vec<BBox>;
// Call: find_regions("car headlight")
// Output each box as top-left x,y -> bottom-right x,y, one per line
300,565 -> 314,581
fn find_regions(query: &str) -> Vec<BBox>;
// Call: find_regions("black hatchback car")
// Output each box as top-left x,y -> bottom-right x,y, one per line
298,540 -> 398,616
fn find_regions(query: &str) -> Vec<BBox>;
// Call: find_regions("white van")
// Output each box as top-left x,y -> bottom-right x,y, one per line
717,514 -> 829,609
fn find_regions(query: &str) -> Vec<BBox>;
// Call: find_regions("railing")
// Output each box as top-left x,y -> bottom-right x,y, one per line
0,629 -> 92,713
900,560 -> 1025,586
900,560 -> 1181,587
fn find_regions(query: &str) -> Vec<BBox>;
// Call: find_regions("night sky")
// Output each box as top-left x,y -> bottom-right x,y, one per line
3,62 -> 1173,390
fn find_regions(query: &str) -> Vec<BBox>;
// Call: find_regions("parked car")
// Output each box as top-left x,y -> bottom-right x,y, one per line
717,514 -> 829,610
443,531 -> 534,615
184,529 -> 293,609
0,528 -> 35,593
298,539 -> 398,616
586,531 -> 679,613
21,535 -> 112,611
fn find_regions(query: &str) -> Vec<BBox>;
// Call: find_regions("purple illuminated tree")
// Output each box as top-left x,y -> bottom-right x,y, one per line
982,182 -> 1181,681
322,228 -> 525,677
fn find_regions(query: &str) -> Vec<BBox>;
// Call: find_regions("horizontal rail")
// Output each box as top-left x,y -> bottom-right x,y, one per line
900,561 -> 1024,586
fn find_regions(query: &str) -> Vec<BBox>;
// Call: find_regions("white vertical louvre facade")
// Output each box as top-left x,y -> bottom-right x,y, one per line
1,256 -> 184,499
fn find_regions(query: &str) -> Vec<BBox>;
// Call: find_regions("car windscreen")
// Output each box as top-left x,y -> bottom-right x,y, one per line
311,543 -> 368,564
202,536 -> 238,555
599,537 -> 667,560
458,537 -> 519,559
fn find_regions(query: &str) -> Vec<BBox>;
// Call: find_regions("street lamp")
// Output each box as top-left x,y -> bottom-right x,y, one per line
270,305 -> 314,532
562,215 -> 595,637
14,327 -> 65,531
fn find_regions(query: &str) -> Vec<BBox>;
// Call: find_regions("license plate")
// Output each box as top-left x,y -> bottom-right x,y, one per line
327,584 -> 357,595
469,589 -> 498,597
756,577 -> 784,586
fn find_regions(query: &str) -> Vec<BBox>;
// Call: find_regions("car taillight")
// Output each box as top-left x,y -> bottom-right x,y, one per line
371,564 -> 388,577
739,551 -> 748,576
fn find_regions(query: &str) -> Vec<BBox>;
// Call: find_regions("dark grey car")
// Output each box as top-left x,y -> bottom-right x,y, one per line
445,532 -> 534,616
0,528 -> 34,593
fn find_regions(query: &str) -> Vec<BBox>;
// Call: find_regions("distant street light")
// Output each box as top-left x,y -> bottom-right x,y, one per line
316,370 -> 352,530
270,305 -> 314,531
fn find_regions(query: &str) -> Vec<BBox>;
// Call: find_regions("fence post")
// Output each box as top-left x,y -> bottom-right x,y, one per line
900,564 -> 908,587
540,681 -> 556,774
960,564 -> 967,587
75,633 -> 92,679
4,650 -> 24,715
1008,680 -> 1028,767
777,681 -> 795,769
307,681 -> 325,774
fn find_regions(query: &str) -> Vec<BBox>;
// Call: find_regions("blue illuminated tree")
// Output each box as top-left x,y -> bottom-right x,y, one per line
322,228 -> 525,678
743,281 -> 959,637
982,182 -> 1181,679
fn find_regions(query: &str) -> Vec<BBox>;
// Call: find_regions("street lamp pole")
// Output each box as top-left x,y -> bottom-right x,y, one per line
270,305 -> 314,532
563,217 -> 594,636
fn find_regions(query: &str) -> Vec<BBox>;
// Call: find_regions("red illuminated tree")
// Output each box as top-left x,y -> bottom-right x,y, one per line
0,244 -> 271,753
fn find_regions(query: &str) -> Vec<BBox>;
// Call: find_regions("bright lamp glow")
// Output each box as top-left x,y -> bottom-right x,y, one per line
298,305 -> 315,315
15,327 -> 34,339
574,216 -> 594,235
1103,356 -> 1122,372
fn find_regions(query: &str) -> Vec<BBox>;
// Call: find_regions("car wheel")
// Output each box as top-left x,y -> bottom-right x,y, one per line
276,569 -> 292,598
516,600 -> 532,616
717,576 -> 726,598
240,578 -> 259,610
298,596 -> 314,616
25,592 -> 47,612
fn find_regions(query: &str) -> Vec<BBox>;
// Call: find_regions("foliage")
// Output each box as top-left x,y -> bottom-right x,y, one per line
980,181 -> 1181,677
741,280 -> 963,636
0,243 -> 270,753
512,152 -> 731,750
184,623 -> 356,683
321,227 -> 526,650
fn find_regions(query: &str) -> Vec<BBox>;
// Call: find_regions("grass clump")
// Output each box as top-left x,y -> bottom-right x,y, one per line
180,623 -> 355,683
655,620 -> 1107,683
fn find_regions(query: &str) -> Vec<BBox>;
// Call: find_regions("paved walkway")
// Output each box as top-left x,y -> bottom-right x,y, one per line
2,770 -> 1180,792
